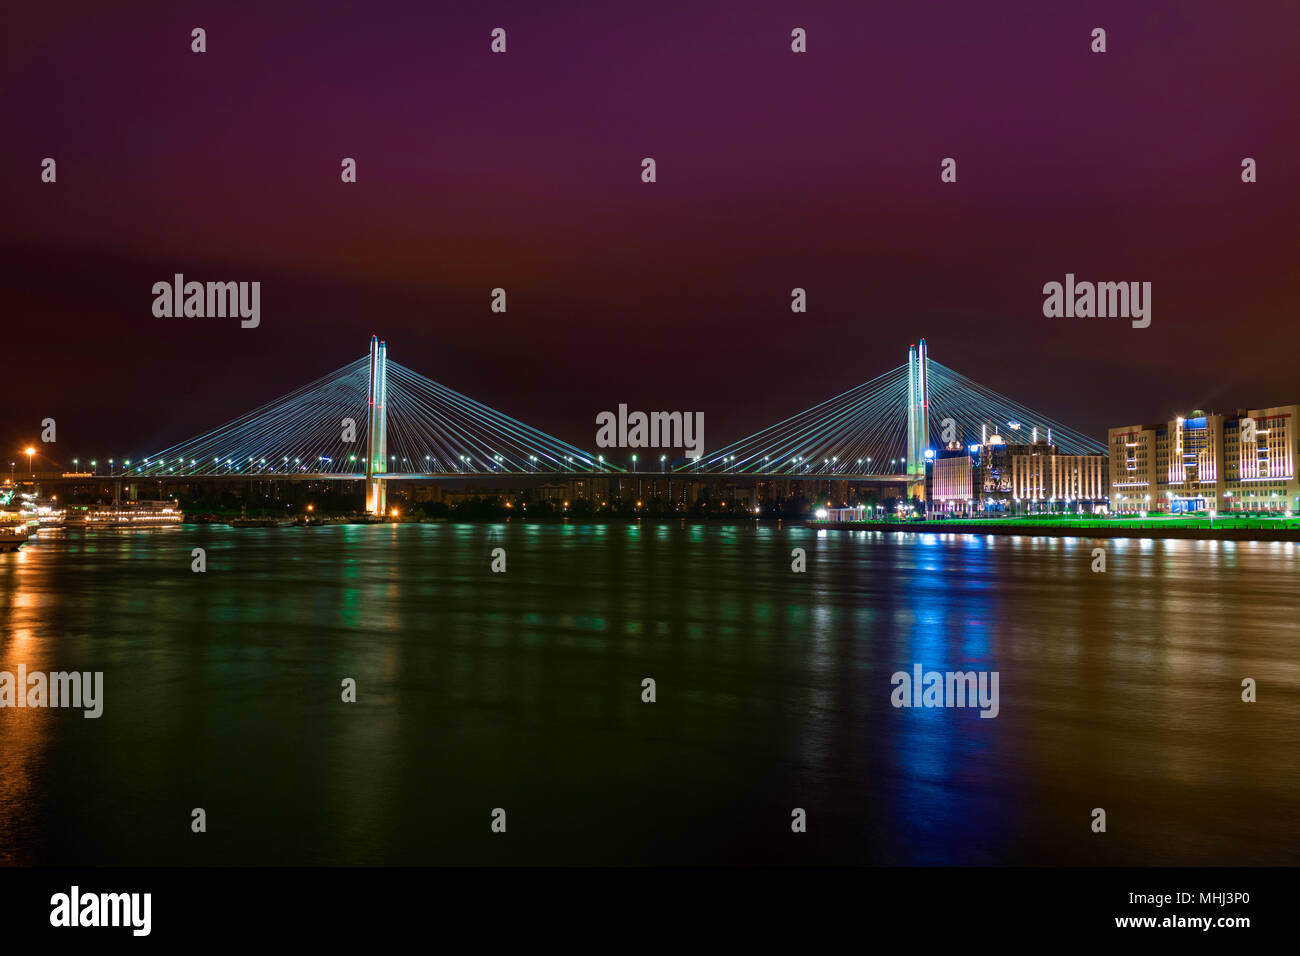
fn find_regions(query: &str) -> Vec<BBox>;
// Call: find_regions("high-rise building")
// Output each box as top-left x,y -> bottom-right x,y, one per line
1009,447 -> 1106,503
927,432 -> 1108,515
1108,406 -> 1299,513
930,445 -> 973,512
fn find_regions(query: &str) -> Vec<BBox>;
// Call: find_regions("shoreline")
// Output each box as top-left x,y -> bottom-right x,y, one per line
808,520 -> 1300,542
19,515 -> 1300,543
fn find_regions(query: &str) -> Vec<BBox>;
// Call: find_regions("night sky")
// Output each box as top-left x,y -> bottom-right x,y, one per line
3,0 -> 1298,464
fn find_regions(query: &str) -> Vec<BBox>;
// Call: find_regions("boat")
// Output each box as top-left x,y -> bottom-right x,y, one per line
228,516 -> 294,527
62,500 -> 184,529
0,528 -> 28,552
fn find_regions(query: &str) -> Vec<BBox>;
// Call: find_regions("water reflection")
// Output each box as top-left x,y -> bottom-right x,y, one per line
0,525 -> 1296,865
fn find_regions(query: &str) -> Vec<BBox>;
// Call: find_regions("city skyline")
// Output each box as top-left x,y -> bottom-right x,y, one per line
6,332 -> 1297,480
9,332 -> 1296,527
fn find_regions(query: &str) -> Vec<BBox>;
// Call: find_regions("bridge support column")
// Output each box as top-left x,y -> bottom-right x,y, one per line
366,477 -> 387,516
365,336 -> 389,516
906,338 -> 929,502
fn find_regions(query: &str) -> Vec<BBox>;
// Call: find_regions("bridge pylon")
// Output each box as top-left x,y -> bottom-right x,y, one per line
365,336 -> 388,515
906,338 -> 929,501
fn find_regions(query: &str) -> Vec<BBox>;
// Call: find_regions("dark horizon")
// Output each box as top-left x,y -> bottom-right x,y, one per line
4,0 -> 1298,459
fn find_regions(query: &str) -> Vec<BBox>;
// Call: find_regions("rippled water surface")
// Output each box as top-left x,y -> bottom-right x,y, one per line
2,523 -> 1297,865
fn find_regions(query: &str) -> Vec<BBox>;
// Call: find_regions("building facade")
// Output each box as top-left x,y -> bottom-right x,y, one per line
1009,449 -> 1107,503
928,434 -> 1108,515
930,450 -> 974,512
1108,406 -> 1299,513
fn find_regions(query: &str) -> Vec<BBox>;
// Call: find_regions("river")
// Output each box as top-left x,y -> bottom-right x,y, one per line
1,522 -> 1296,865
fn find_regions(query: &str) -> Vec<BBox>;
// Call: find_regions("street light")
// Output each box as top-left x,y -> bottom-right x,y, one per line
26,446 -> 35,475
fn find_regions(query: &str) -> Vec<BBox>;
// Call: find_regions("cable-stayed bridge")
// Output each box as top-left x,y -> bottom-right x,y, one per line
117,336 -> 1104,514
689,340 -> 1103,477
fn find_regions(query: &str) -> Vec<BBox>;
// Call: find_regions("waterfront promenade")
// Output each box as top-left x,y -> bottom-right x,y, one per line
808,515 -> 1300,542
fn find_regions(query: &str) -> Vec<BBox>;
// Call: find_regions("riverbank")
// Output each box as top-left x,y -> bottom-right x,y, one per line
808,517 -> 1300,541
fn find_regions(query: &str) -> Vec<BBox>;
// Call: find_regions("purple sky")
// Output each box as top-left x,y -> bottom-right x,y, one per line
3,0 -> 1298,461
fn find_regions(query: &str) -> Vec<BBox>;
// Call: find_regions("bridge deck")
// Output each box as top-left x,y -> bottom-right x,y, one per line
32,471 -> 910,482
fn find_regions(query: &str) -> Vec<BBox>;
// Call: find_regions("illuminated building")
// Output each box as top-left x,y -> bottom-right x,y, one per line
1108,405 -> 1299,513
927,431 -> 1107,515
